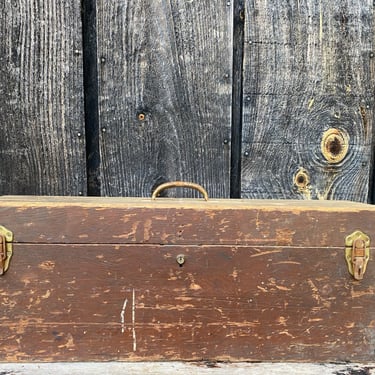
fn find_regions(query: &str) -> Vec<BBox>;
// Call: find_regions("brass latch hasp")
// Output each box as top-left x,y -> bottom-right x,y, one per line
0,226 -> 13,275
345,230 -> 370,281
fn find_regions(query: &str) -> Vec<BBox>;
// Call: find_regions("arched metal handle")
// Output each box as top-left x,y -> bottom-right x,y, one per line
151,181 -> 209,201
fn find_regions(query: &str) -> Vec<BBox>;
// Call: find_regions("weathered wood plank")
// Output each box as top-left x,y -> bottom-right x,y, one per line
1,243 -> 374,361
96,0 -> 233,198
0,1 -> 86,195
241,0 -> 374,201
1,196 -> 375,246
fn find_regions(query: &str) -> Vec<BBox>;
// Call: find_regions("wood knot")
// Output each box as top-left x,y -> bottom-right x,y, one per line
294,168 -> 310,191
321,128 -> 349,164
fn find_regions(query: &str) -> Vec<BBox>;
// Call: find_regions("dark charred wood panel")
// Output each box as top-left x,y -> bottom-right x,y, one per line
241,0 -> 374,201
1,243 -> 374,362
0,1 -> 86,195
96,0 -> 233,198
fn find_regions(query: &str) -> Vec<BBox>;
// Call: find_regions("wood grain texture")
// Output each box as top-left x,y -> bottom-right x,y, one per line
1,196 -> 375,247
1,198 -> 375,361
241,0 -> 374,201
96,0 -> 233,198
1,243 -> 374,362
0,1 -> 86,195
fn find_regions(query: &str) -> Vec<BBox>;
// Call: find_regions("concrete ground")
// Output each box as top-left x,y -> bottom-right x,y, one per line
0,362 -> 374,375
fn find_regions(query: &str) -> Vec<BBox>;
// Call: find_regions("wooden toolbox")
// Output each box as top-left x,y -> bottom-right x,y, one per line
1,182 -> 375,362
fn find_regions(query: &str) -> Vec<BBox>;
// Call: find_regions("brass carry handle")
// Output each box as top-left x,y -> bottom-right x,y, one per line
151,181 -> 209,201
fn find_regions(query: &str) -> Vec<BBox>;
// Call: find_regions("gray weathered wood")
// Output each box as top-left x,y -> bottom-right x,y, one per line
96,0 -> 233,198
0,0 -> 86,195
241,0 -> 374,201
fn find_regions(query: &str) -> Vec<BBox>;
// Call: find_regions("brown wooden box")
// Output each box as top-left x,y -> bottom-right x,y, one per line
1,195 -> 375,362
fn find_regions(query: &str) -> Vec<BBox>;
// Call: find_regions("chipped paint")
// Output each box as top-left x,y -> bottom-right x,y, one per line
275,229 -> 295,245
38,261 -> 56,271
275,285 -> 291,291
279,331 -> 295,339
230,268 -> 239,280
175,296 -> 193,302
40,290 -> 51,299
250,249 -> 282,258
274,261 -> 301,265
277,317 -> 288,326
121,298 -> 128,333
57,333 -> 75,350
113,221 -> 140,239
153,304 -> 195,311
190,283 -> 202,291
351,286 -> 375,298
307,279 -> 321,303
257,286 -> 268,293
143,219 -> 152,241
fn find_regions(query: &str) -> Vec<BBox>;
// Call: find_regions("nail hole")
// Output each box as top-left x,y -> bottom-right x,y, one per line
294,168 -> 310,190
138,113 -> 145,121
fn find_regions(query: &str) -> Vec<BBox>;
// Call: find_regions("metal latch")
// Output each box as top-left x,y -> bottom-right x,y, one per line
345,230 -> 370,280
0,226 -> 13,276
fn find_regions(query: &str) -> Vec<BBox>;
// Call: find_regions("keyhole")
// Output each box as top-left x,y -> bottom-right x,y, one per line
176,254 -> 185,267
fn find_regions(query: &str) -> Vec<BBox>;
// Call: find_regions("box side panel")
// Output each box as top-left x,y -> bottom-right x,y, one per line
1,244 -> 374,362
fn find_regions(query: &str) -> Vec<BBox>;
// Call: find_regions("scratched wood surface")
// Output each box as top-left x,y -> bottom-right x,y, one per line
1,196 -> 375,246
241,0 -> 374,201
1,197 -> 375,362
96,0 -> 233,198
0,1 -> 86,195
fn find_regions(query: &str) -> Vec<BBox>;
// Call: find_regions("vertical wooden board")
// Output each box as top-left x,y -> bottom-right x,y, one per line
0,1 -> 86,195
97,0 -> 233,198
241,0 -> 374,201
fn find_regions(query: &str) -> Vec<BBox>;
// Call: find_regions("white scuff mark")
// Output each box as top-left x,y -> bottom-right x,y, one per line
132,288 -> 137,352
121,298 -> 128,333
